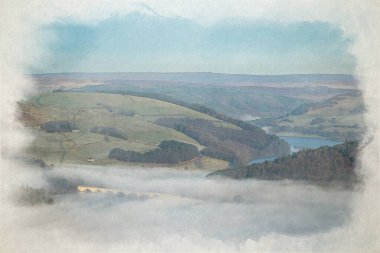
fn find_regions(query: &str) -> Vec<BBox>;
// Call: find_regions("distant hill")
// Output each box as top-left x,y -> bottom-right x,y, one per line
253,91 -> 366,141
32,72 -> 358,86
18,91 -> 289,168
31,72 -> 358,119
207,141 -> 359,183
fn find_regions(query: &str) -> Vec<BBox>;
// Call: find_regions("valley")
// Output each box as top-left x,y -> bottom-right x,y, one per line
32,72 -> 365,142
32,72 -> 358,118
18,72 -> 365,183
253,91 -> 365,141
18,91 -> 288,169
208,140 -> 359,184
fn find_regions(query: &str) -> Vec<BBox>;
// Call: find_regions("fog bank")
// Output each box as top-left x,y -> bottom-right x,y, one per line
1,165 -> 356,252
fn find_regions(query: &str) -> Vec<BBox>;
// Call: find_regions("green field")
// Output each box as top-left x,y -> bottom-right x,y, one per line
264,92 -> 366,141
19,92 -> 235,169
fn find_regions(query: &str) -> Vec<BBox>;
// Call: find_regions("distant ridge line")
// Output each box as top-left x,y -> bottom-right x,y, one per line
32,72 -> 355,77
31,72 -> 357,84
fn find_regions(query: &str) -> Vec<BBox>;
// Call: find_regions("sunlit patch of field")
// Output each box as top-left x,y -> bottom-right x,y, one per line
31,92 -> 231,123
77,185 -> 195,202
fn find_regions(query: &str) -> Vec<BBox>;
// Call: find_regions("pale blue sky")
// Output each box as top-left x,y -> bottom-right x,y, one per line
34,12 -> 356,74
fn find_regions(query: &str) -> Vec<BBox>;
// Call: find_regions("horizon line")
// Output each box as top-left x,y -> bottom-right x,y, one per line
30,71 -> 356,76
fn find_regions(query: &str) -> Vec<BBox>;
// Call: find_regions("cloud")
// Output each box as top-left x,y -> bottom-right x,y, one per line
35,16 -> 355,74
0,166 -> 356,252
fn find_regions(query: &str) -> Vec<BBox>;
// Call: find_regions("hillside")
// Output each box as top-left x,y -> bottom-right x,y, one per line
207,141 -> 359,183
32,73 -> 358,89
32,73 -> 357,119
253,91 -> 365,141
155,117 -> 289,165
18,91 -> 289,168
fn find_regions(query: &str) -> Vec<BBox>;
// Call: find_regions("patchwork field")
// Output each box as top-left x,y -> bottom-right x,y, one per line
19,92 -> 235,169
257,92 -> 366,141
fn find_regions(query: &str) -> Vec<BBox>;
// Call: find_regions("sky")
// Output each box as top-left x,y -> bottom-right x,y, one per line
34,10 -> 356,75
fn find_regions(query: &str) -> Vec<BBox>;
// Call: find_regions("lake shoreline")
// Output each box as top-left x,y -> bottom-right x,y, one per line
249,135 -> 342,165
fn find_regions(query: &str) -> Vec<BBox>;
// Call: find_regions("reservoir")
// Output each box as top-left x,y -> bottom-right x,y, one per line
250,136 -> 342,164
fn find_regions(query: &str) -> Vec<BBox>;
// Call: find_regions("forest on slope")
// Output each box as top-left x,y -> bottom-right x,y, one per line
207,141 -> 359,183
18,91 -> 289,168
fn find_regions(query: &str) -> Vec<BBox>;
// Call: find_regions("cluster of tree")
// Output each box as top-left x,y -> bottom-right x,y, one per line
96,103 -> 113,112
14,186 -> 53,206
42,120 -> 72,132
108,140 -> 199,164
16,156 -> 51,169
13,177 -> 88,206
290,103 -> 313,115
310,116 -> 326,125
156,118 -> 290,165
46,176 -> 85,194
117,109 -> 135,116
90,126 -> 128,140
207,141 -> 359,183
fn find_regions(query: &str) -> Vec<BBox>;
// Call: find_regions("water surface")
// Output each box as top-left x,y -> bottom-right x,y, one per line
250,136 -> 342,164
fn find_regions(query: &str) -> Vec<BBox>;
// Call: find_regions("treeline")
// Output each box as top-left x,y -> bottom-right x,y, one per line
14,186 -> 53,206
108,140 -> 199,164
90,126 -> 128,140
208,141 -> 359,183
69,89 -> 270,134
270,125 -> 362,141
156,118 -> 290,165
64,89 -> 290,164
13,176 -> 87,206
42,120 -> 72,132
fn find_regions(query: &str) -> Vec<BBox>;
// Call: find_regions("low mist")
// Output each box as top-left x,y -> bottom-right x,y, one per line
1,165 -> 356,252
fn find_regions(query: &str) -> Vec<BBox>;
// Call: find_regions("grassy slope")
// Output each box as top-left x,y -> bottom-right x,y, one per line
131,85 -> 308,118
74,84 -> 308,119
273,92 -> 365,140
34,73 -> 357,119
19,92 -> 232,169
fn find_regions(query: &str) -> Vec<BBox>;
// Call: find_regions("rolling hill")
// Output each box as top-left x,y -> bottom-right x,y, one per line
252,91 -> 366,141
18,91 -> 289,169
32,72 -> 358,119
207,141 -> 359,184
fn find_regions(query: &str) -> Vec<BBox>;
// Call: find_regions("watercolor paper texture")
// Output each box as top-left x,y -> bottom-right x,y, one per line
0,1 -> 379,252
